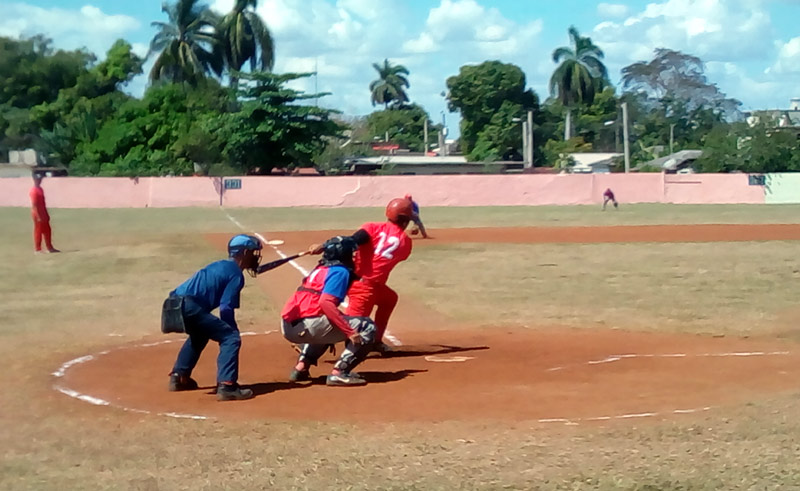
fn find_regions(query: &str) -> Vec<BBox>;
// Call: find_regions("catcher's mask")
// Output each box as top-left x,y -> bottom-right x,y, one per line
319,235 -> 357,269
385,197 -> 413,227
227,234 -> 262,276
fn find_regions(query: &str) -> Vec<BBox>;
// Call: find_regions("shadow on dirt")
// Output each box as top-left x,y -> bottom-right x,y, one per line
247,381 -> 313,397
370,344 -> 490,359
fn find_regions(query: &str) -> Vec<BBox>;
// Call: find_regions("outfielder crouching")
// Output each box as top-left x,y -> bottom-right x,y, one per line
280,236 -> 376,386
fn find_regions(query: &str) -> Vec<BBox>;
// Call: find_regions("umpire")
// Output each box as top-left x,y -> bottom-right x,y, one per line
162,234 -> 262,401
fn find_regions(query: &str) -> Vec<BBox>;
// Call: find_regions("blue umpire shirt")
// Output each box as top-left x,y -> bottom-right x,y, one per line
172,259 -> 244,313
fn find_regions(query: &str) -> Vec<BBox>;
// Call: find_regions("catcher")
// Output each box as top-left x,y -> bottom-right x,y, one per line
280,236 -> 377,386
162,234 -> 262,401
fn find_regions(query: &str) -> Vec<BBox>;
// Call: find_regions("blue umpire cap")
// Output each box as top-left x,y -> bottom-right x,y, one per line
227,234 -> 262,257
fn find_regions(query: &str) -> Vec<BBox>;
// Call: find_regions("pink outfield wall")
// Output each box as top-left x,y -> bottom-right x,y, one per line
0,173 -> 765,209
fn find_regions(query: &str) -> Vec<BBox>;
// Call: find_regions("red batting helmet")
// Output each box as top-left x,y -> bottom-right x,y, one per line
385,197 -> 414,224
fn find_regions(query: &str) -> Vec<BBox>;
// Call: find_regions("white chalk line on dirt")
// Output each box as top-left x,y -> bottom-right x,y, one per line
52,335 -> 790,424
223,210 -> 403,347
52,331 -> 279,420
546,351 -> 792,372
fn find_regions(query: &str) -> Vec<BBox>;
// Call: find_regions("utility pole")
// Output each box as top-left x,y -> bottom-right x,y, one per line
423,118 -> 428,155
441,111 -> 448,157
521,121 -> 528,166
669,123 -> 675,155
526,109 -> 534,168
621,102 -> 631,173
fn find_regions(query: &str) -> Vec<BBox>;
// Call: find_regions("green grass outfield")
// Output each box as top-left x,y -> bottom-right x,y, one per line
2,204 -> 800,490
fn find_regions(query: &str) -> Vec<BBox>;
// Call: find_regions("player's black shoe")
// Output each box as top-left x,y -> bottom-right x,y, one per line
216,383 -> 254,401
168,373 -> 198,392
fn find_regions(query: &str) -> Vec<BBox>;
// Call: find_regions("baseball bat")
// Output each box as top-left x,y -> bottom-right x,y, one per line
256,251 -> 309,274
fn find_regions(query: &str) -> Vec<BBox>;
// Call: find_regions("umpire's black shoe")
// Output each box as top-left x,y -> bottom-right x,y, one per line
168,373 -> 198,392
216,383 -> 254,401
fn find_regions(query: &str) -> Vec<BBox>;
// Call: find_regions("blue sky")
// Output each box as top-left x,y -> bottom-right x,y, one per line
2,0 -> 799,136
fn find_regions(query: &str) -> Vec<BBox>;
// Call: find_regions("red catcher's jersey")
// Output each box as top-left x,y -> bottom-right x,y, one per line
354,221 -> 412,284
281,266 -> 330,322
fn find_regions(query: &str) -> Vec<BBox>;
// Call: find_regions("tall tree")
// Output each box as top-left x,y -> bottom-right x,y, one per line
446,61 -> 538,161
621,48 -> 742,122
549,26 -> 608,140
369,59 -> 410,109
147,0 -> 223,86
218,0 -> 274,88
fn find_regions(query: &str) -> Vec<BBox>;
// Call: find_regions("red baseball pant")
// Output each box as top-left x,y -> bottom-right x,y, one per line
33,219 -> 54,252
345,280 -> 398,342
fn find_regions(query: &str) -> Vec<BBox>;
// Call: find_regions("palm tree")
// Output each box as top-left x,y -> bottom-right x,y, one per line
148,0 -> 223,86
549,26 -> 608,140
218,0 -> 274,88
369,59 -> 410,109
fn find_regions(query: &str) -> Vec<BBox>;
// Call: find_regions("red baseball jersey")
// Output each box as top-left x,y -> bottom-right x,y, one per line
29,186 -> 49,221
281,266 -> 332,322
354,221 -> 412,284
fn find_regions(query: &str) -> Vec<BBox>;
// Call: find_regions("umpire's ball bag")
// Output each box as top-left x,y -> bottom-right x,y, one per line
161,295 -> 187,334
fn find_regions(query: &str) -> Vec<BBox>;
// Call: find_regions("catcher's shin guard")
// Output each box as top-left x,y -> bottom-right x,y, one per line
333,316 -> 376,373
298,343 -> 330,366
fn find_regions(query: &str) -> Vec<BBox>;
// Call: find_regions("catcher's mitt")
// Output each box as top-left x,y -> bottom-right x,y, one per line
409,227 -> 420,236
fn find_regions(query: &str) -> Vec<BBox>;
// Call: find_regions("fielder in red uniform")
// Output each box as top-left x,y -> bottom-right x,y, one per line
29,173 -> 59,254
345,197 -> 414,352
602,188 -> 618,211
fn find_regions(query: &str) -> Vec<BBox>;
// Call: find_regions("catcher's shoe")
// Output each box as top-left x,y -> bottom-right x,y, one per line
373,342 -> 395,355
168,373 -> 198,392
289,368 -> 311,382
216,383 -> 254,401
326,372 -> 367,387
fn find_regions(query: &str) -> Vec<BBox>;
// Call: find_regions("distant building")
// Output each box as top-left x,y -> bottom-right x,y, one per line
567,153 -> 621,174
0,148 -> 67,177
347,155 -> 523,175
637,150 -> 703,173
744,98 -> 800,130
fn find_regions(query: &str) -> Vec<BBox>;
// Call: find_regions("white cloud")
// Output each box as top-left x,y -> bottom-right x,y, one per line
597,3 -> 629,18
0,3 -> 140,58
771,37 -> 800,74
593,0 -> 772,65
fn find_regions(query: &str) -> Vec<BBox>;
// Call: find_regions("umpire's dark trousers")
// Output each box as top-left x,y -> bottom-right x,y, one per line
172,297 -> 242,384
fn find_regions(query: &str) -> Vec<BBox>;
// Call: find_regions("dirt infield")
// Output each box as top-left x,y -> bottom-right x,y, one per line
55,225 -> 800,423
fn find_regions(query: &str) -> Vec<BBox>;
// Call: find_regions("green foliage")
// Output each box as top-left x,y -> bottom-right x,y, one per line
446,61 -> 539,159
549,26 -> 608,141
31,40 -> 144,165
148,0 -> 223,86
70,81 -> 228,176
695,121 -> 800,173
621,48 -> 742,122
543,137 -> 592,170
365,104 -> 437,153
218,0 -> 274,89
549,26 -> 608,108
214,71 -> 344,174
369,59 -> 410,109
0,35 -> 95,159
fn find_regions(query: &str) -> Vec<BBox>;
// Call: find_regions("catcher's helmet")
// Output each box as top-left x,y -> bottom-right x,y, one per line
319,235 -> 357,269
385,197 -> 414,224
227,234 -> 262,258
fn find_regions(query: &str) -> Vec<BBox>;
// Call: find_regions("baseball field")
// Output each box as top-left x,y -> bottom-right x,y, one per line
3,204 -> 800,489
